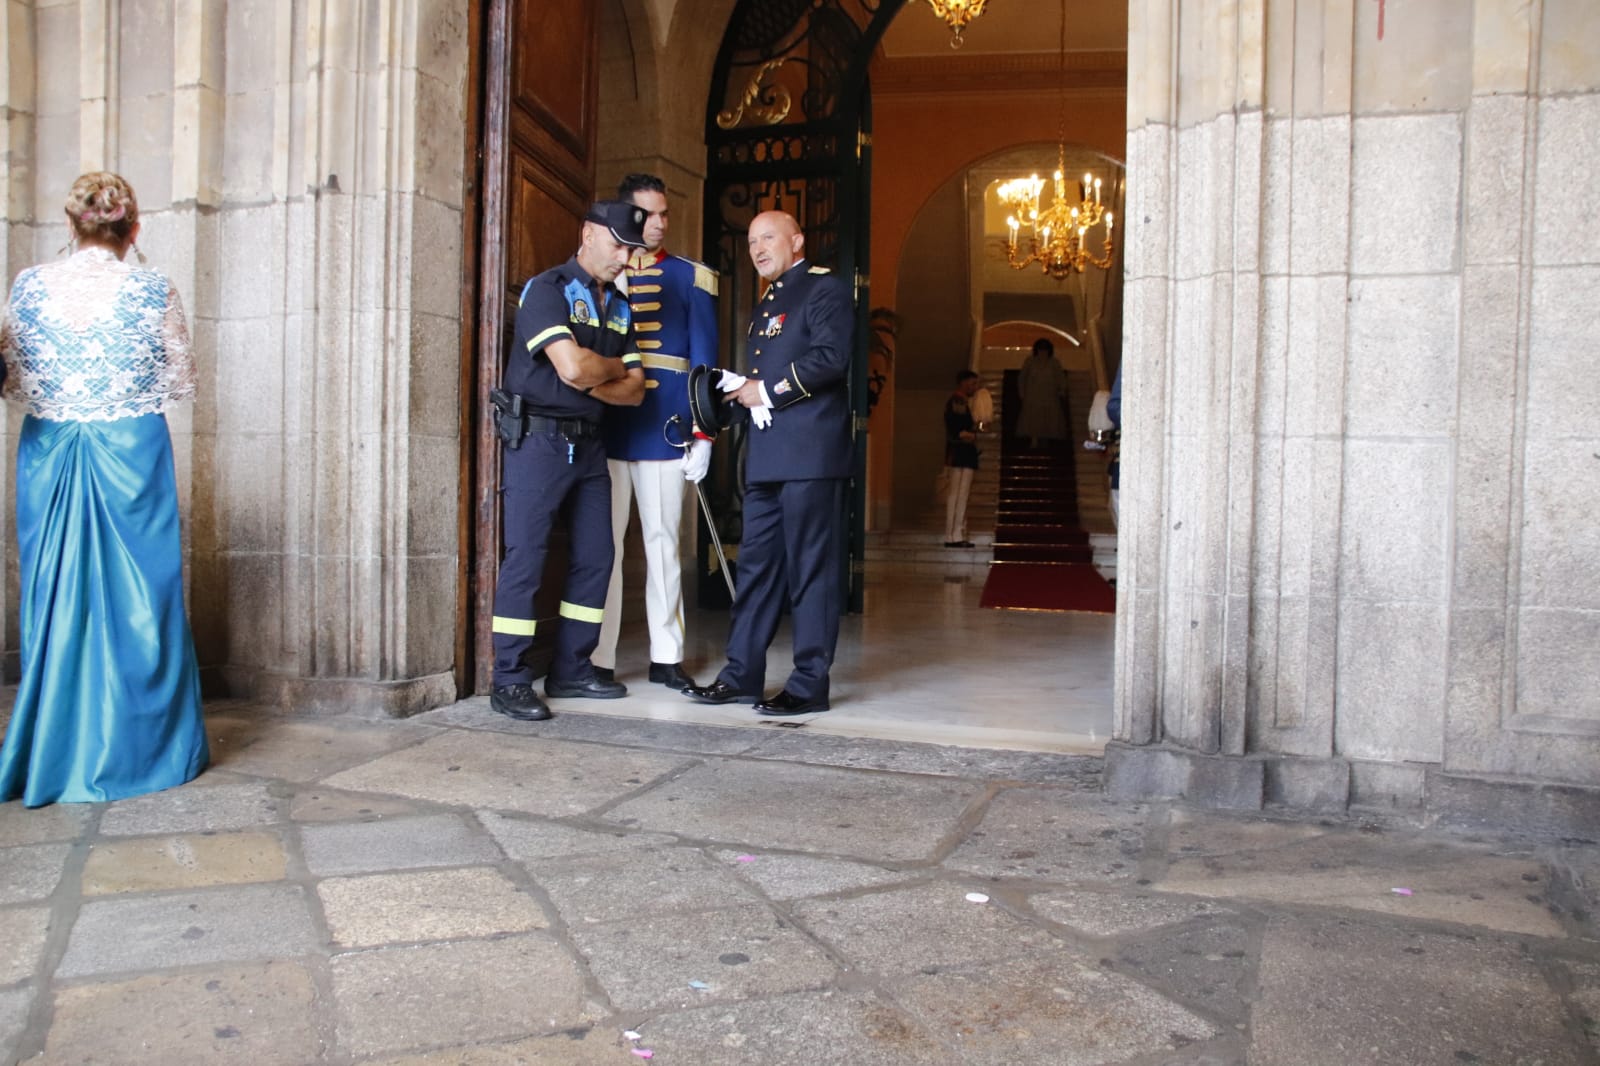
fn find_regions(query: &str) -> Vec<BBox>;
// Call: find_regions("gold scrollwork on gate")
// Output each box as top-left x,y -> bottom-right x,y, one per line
715,58 -> 793,129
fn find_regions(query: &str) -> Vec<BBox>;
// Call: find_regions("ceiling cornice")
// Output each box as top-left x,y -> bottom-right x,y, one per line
872,50 -> 1127,96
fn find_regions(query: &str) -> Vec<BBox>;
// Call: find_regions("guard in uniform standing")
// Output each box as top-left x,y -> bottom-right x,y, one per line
488,201 -> 649,722
593,174 -> 718,692
682,210 -> 853,716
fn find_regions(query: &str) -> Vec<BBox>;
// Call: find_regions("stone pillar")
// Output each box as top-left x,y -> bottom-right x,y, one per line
2,0 -> 469,715
1109,0 -> 1600,832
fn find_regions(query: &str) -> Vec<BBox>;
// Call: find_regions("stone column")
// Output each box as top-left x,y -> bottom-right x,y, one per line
1109,0 -> 1600,830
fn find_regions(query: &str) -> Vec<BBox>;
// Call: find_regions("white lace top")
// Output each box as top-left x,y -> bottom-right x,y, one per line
0,247 -> 196,422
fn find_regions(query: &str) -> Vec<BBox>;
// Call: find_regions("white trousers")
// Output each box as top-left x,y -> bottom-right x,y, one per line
595,458 -> 687,669
944,465 -> 974,542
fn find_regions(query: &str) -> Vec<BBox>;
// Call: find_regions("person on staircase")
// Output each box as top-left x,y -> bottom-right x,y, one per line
1016,336 -> 1068,449
943,369 -> 982,548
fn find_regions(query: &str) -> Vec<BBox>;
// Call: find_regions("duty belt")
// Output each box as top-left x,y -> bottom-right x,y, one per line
489,387 -> 599,450
522,415 -> 600,439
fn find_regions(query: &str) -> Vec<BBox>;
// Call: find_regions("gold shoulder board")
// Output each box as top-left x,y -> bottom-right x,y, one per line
692,261 -> 719,296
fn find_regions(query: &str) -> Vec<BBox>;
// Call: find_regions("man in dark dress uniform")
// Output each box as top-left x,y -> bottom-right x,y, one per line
683,210 -> 853,716
488,201 -> 649,722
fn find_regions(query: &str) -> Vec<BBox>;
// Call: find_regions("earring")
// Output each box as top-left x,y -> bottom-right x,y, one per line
133,243 -> 148,264
57,236 -> 76,257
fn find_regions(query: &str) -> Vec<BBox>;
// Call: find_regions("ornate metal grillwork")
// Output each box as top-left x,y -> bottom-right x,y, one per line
700,0 -> 907,614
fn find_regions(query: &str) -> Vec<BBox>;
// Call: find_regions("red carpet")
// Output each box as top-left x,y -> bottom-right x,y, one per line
980,561 -> 1116,613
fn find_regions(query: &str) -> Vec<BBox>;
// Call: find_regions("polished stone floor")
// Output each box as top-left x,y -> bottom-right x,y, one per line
598,565 -> 1115,754
3,571 -> 1599,1064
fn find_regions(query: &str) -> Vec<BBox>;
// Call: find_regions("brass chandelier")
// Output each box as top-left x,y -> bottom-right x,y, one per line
921,0 -> 990,48
994,0 -> 1117,278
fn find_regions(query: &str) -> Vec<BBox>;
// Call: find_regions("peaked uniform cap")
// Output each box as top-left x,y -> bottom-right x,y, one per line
586,200 -> 649,248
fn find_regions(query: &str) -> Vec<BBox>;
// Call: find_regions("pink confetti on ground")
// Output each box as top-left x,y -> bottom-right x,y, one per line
1391,887 -> 1413,896
631,1050 -> 654,1059
735,855 -> 756,863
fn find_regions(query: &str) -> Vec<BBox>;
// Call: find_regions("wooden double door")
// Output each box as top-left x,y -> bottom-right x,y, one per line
460,0 -> 600,694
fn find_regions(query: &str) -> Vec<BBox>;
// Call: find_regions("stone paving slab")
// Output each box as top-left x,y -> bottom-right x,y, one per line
0,802 -> 90,847
0,905 -> 51,985
943,789 -> 1148,884
1251,912 -> 1589,1065
710,847 -> 919,901
888,949 -> 1218,1066
301,812 -> 502,876
320,731 -> 694,817
4,708 -> 1600,1064
742,729 -> 1105,786
79,830 -> 287,894
56,883 -> 320,978
477,809 -> 679,863
532,846 -> 762,926
424,699 -> 768,757
633,989 -> 948,1065
0,841 -> 71,903
97,780 -> 280,836
566,903 -> 840,1012
1109,917 -> 1258,1022
791,881 -> 1062,976
0,987 -> 32,1064
207,711 -> 443,782
603,758 -> 986,862
363,1030 -> 643,1064
318,867 -> 549,947
289,786 -> 428,823
329,934 -> 600,1059
1155,826 -> 1563,937
1028,888 -> 1238,938
33,961 -> 323,1066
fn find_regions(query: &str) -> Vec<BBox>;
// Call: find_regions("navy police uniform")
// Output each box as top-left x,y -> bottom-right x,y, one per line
714,259 -> 853,705
491,257 -> 642,687
594,248 -> 718,672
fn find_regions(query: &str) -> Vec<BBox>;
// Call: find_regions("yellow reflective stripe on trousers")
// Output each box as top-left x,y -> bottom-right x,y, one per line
492,615 -> 537,636
558,601 -> 604,624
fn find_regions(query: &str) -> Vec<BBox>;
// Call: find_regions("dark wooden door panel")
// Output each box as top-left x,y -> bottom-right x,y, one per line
468,0 -> 599,694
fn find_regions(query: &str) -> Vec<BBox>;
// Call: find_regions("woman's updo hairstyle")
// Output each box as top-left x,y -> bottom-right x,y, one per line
65,172 -> 139,245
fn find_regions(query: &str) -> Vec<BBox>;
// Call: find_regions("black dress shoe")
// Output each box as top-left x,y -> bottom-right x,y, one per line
648,662 -> 696,691
683,679 -> 754,705
490,683 -> 553,721
593,666 -> 616,683
755,689 -> 829,716
545,674 -> 628,700
956,540 -> 976,548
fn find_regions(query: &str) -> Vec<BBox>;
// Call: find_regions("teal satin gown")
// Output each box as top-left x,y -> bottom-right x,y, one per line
0,412 -> 208,806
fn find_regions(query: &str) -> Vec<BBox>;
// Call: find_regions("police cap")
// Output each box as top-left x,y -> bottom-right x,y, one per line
586,200 -> 648,248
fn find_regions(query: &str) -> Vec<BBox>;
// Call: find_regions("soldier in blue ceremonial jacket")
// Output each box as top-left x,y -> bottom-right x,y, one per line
487,201 -> 649,723
593,174 -> 718,692
684,210 -> 853,716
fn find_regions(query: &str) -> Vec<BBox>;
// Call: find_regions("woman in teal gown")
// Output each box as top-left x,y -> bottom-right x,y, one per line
0,172 -> 208,807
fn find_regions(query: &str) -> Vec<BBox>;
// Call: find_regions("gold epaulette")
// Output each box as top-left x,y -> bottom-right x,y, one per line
807,265 -> 831,274
691,260 -> 719,296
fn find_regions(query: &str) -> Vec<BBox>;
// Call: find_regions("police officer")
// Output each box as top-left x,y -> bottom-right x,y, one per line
683,210 -> 853,716
593,174 -> 717,692
488,201 -> 649,722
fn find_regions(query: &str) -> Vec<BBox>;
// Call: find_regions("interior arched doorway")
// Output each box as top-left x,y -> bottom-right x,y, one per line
886,142 -> 1125,535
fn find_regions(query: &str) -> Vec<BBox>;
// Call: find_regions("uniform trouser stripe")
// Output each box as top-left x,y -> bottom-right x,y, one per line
595,459 -> 688,670
559,600 -> 605,624
492,616 -> 537,636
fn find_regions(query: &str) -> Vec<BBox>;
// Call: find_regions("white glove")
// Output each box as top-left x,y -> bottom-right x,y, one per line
716,369 -> 773,429
682,438 -> 712,483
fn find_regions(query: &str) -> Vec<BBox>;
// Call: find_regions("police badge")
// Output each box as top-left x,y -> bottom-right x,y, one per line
572,298 -> 591,323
